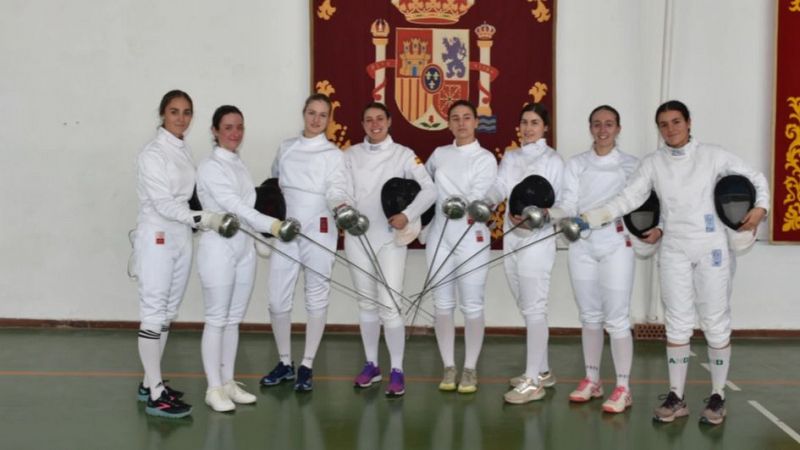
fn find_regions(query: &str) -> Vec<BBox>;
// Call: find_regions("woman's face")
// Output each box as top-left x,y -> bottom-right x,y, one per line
303,100 -> 331,138
362,107 -> 391,144
657,109 -> 691,148
519,111 -> 548,145
162,97 -> 193,139
589,109 -> 620,150
213,113 -> 244,152
448,105 -> 477,144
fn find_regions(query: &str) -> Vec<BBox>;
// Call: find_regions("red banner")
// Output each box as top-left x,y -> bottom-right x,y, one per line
772,0 -> 800,242
311,0 -> 556,241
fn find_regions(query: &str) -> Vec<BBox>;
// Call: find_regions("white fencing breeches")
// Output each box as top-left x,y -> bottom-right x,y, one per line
268,231 -> 336,314
197,233 -> 256,327
345,235 -> 406,329
503,229 -> 556,320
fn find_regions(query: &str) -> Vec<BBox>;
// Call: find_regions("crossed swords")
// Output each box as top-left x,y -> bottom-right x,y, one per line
236,204 -> 584,333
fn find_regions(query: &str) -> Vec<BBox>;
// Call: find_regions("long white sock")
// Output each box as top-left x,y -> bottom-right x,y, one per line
524,316 -> 548,379
270,311 -> 292,365
463,313 -> 485,370
384,324 -> 405,371
142,325 -> 170,388
434,308 -> 456,367
202,323 -> 224,388
221,323 -> 239,383
666,344 -> 691,398
581,323 -> 604,383
359,313 -> 381,364
610,332 -> 633,389
302,307 -> 328,369
708,344 -> 731,399
138,326 -> 163,400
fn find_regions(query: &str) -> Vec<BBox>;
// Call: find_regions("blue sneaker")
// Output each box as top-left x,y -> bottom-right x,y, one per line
385,368 -> 405,397
294,365 -> 313,392
138,381 -> 184,402
260,362 -> 296,386
354,362 -> 382,388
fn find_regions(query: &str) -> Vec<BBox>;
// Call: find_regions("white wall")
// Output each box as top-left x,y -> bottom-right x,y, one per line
0,1 -> 795,329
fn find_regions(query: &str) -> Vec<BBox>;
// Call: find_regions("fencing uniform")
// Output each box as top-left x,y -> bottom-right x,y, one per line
134,127 -> 199,399
343,136 -> 436,371
591,138 -> 769,403
196,146 -> 278,390
559,147 -> 639,400
268,132 -> 349,369
425,139 -> 497,372
487,138 -> 564,384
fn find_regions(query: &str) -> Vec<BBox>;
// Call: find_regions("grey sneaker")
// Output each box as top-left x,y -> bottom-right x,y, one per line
700,394 -> 726,425
504,377 -> 545,404
509,371 -> 556,388
457,368 -> 478,394
438,366 -> 457,391
653,391 -> 689,423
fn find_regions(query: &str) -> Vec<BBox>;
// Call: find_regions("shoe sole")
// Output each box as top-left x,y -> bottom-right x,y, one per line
457,386 -> 478,394
569,392 -> 604,403
602,401 -> 632,413
504,392 -> 546,404
354,375 -> 383,388
385,389 -> 405,398
145,406 -> 192,419
699,413 -> 725,425
438,383 -> 457,392
260,375 -> 295,386
652,409 -> 690,423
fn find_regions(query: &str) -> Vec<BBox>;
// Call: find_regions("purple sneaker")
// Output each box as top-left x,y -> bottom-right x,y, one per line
354,362 -> 382,388
385,368 -> 405,397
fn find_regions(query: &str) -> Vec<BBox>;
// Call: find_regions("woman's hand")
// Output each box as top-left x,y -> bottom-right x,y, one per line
738,207 -> 766,231
388,213 -> 408,230
641,227 -> 663,244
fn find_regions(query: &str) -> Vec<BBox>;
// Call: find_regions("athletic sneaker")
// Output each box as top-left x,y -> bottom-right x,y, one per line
145,389 -> 192,419
504,377 -> 545,404
509,371 -> 557,388
223,380 -> 257,404
602,386 -> 633,413
699,394 -> 726,425
205,386 -> 235,412
569,378 -> 604,402
260,362 -> 296,386
137,381 -> 184,402
294,365 -> 313,392
385,368 -> 405,397
354,362 -> 382,388
457,368 -> 478,394
653,391 -> 689,423
438,366 -> 457,391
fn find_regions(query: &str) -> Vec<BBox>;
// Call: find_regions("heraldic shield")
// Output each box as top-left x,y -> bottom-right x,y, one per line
394,28 -> 470,131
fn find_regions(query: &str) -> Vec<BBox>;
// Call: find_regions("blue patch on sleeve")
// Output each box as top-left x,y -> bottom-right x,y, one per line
705,214 -> 715,232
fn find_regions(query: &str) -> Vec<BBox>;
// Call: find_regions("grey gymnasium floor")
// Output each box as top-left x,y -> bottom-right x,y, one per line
0,328 -> 798,450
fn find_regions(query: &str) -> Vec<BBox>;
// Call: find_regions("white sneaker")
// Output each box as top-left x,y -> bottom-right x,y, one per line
504,377 -> 545,404
569,378 -> 604,403
205,386 -> 236,412
223,380 -> 257,405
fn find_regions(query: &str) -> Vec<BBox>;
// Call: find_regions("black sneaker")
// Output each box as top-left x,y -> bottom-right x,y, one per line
653,391 -> 689,422
294,365 -> 313,392
145,390 -> 192,419
260,362 -> 296,386
700,394 -> 726,425
137,380 -> 184,402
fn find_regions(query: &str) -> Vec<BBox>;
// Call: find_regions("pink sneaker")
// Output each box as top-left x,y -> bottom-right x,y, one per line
569,378 -> 603,403
602,386 -> 633,413
353,362 -> 382,388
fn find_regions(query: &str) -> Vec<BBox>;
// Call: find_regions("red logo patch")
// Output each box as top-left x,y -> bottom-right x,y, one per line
320,217 -> 328,233
476,230 -> 484,242
155,231 -> 165,245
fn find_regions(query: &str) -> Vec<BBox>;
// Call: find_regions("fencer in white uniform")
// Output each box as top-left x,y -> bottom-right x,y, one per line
196,106 -> 288,412
261,94 -> 349,392
487,104 -> 564,405
343,102 -> 436,397
582,100 -> 769,425
551,106 -> 640,413
134,90 -> 225,418
425,100 -> 497,394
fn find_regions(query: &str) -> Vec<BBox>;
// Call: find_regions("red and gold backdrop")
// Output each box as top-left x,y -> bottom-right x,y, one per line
311,0 -> 556,242
772,0 -> 800,242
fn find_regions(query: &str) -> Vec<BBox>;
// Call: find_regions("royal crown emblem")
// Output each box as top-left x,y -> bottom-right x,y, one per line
391,0 -> 475,25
